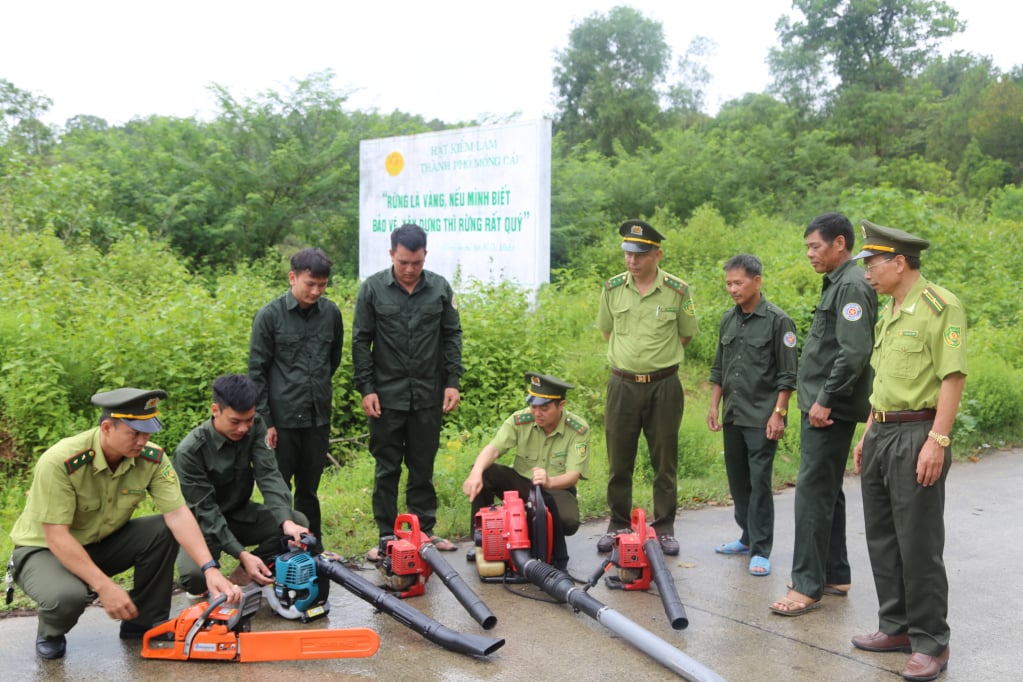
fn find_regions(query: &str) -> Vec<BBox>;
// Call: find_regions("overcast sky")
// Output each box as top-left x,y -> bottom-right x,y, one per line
3,0 -> 1016,127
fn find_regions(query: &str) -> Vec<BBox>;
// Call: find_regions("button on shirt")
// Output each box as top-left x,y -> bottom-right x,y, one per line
489,409 -> 591,481
10,428 -> 184,548
709,296 -> 798,428
352,268 -> 463,410
870,277 -> 968,411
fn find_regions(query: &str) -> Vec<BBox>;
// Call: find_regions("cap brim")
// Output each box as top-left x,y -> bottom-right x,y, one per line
526,395 -> 553,406
124,416 -> 163,433
621,241 -> 655,253
852,248 -> 885,261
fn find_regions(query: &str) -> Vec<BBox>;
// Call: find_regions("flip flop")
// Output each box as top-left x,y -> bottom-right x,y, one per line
769,593 -> 821,617
749,555 -> 771,576
715,540 -> 749,555
429,536 -> 457,551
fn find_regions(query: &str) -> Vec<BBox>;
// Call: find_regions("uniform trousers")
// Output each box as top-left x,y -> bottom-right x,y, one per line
604,372 -> 683,535
370,405 -> 443,537
12,515 -> 177,638
470,464 -> 578,565
275,424 -> 329,538
860,420 -> 950,656
790,414 -> 856,599
722,425 -> 778,558
175,504 -> 310,594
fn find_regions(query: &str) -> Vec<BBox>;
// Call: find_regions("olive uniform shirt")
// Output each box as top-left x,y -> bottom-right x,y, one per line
10,428 -> 184,548
489,408 -> 591,481
248,290 -> 343,429
709,296 -> 798,428
352,268 -> 463,409
869,277 -> 968,410
172,415 -> 295,559
597,267 -> 699,372
798,258 -> 877,421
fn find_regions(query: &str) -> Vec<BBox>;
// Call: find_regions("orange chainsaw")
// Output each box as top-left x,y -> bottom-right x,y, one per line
141,589 -> 379,662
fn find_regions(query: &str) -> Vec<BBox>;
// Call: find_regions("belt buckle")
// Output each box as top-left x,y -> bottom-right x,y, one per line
635,373 -> 650,383
875,410 -> 887,423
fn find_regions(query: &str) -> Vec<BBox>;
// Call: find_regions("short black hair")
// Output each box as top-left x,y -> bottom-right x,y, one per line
290,248 -> 332,278
212,374 -> 257,412
804,212 -> 854,252
723,253 -> 763,278
391,223 -> 427,252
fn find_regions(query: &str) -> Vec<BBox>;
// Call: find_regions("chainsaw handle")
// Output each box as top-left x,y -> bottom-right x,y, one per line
140,617 -> 180,658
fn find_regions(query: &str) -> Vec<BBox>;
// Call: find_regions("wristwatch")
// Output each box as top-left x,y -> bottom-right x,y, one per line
773,406 -> 787,417
928,430 -> 951,447
199,559 -> 221,572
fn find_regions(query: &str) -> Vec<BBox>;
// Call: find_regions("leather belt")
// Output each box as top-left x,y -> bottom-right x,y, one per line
610,365 -> 678,384
872,408 -> 936,423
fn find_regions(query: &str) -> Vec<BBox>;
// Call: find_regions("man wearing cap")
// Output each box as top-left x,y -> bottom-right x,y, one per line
173,374 -> 310,596
248,247 -> 344,540
596,219 -> 699,556
707,254 -> 798,578
8,388 -> 240,659
462,372 -> 589,570
771,212 -> 877,616
850,221 -> 966,682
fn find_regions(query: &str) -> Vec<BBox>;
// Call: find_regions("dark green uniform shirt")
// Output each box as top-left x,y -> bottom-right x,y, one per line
10,428 -> 184,548
709,296 -> 798,428
797,259 -> 877,422
869,277 -> 968,411
352,268 -> 463,410
172,416 -> 295,559
489,408 -> 591,480
248,290 -> 343,430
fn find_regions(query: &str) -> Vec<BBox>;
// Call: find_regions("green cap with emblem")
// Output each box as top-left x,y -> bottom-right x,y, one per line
525,372 -> 574,406
91,388 -> 167,433
619,219 -> 665,253
853,220 -> 930,260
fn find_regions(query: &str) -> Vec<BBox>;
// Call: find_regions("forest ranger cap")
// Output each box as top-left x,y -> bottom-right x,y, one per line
525,372 -> 574,406
91,387 -> 168,433
619,219 -> 665,253
853,220 -> 930,260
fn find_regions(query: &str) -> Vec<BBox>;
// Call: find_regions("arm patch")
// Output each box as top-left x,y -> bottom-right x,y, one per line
64,449 -> 95,474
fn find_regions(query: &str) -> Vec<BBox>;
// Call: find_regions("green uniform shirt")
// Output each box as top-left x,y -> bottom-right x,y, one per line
489,408 -> 591,480
709,296 -> 799,428
797,259 -> 877,421
597,267 -> 699,373
172,416 -> 295,559
9,428 -> 184,548
869,277 -> 968,411
352,268 -> 463,410
248,290 -> 343,429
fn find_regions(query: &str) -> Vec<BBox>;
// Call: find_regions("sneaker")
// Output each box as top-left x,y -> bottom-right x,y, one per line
597,529 -> 627,553
658,535 -> 680,556
185,590 -> 209,601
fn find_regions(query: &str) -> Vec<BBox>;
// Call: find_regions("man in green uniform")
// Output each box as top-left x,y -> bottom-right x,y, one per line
707,254 -> 798,578
462,373 -> 590,570
353,223 -> 464,561
850,221 -> 966,682
771,212 -> 877,616
249,247 -> 344,540
173,374 -> 310,596
8,388 -> 240,659
596,219 -> 699,556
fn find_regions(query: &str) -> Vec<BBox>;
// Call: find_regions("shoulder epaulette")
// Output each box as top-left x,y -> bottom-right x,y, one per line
64,448 -> 95,474
604,273 -> 627,291
921,287 -> 946,316
566,416 -> 589,435
138,444 -> 164,464
662,275 -> 689,297
514,413 -> 535,426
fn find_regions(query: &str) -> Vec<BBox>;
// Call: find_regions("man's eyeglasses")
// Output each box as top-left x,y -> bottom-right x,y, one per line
863,257 -> 895,273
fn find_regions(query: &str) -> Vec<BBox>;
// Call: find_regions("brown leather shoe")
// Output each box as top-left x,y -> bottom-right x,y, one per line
902,647 -> 950,682
851,631 -> 911,652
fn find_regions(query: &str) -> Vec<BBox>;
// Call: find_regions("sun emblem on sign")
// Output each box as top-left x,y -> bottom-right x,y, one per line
385,151 -> 404,177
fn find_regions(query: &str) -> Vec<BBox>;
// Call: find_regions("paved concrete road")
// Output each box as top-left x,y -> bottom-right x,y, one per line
2,448 -> 1020,681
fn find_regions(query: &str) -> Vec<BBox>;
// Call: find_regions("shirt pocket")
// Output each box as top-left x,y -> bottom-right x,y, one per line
72,496 -> 102,527
745,334 -> 773,367
886,337 -> 927,379
276,333 -> 303,363
807,307 -> 833,340
610,304 -> 631,335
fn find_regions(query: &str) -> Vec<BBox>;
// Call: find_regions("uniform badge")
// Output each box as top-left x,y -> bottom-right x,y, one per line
842,303 -> 863,321
943,326 -> 962,348
783,331 -> 797,348
682,299 -> 696,316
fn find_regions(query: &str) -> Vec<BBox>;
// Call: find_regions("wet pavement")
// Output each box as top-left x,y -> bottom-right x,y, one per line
2,448 -> 1020,681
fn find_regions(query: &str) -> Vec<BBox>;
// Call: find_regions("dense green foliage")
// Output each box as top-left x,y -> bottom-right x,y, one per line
2,2 -> 1022,576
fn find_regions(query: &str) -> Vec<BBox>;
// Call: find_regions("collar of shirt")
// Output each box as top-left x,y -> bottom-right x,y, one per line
823,258 -> 857,288
386,267 -> 432,293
